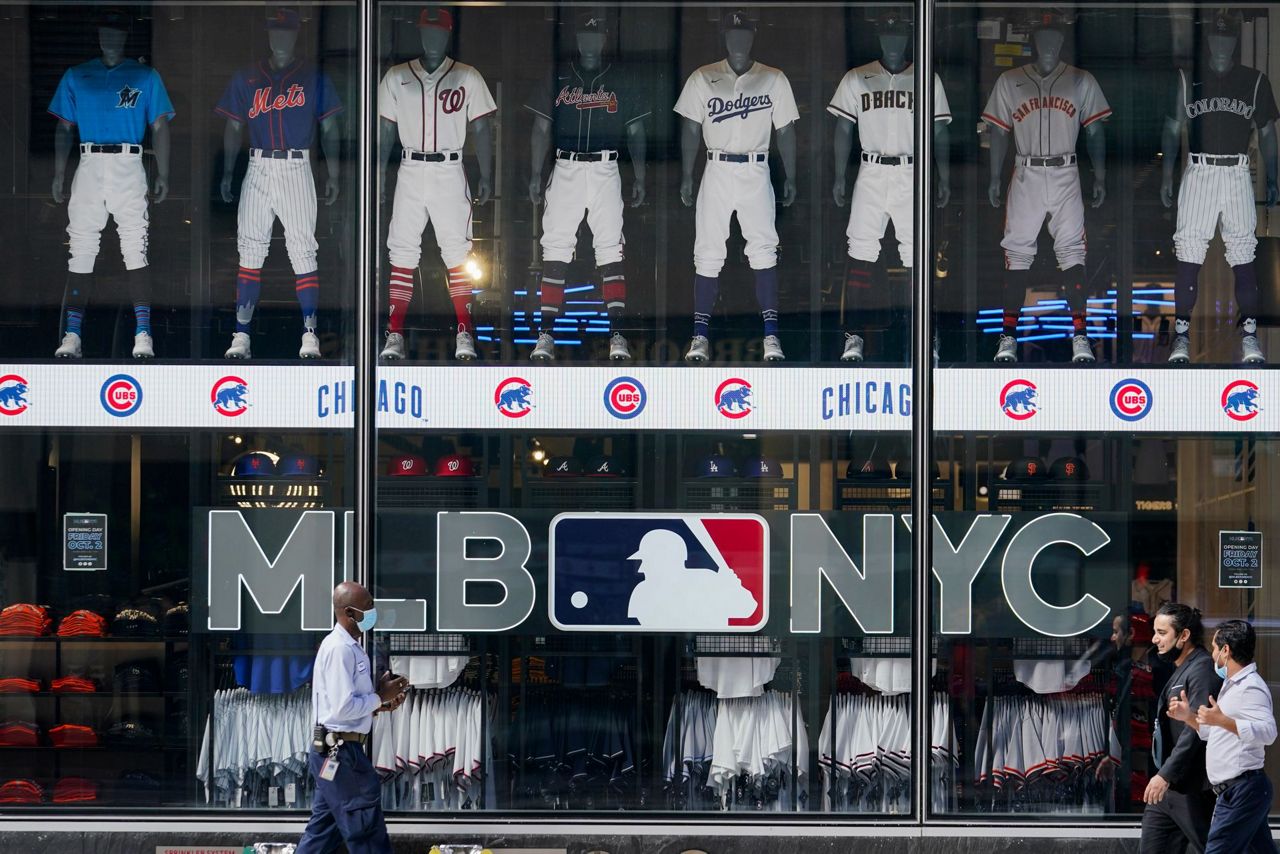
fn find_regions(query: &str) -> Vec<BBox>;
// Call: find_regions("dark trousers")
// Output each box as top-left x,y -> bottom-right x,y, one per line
1205,772 -> 1279,854
296,741 -> 391,854
1141,787 -> 1215,854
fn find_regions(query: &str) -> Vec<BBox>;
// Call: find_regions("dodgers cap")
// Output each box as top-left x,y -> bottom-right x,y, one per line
697,454 -> 737,478
722,9 -> 756,32
743,457 -> 782,478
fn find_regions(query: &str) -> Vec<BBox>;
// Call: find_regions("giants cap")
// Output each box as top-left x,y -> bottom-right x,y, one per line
697,455 -> 737,478
1006,455 -> 1047,480
267,8 -> 301,30
545,456 -> 584,477
1050,455 -> 1090,481
576,12 -> 607,33
232,452 -> 276,477
278,454 -> 318,477
587,455 -> 623,477
388,454 -> 427,476
743,457 -> 782,478
434,454 -> 474,477
417,7 -> 453,30
722,9 -> 756,32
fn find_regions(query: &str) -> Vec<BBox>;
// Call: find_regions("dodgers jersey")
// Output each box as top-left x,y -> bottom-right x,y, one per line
525,62 -> 651,153
215,59 -> 343,151
827,61 -> 952,156
378,57 -> 496,153
1174,65 -> 1279,155
981,62 -> 1111,157
674,59 -> 799,154
48,58 -> 175,144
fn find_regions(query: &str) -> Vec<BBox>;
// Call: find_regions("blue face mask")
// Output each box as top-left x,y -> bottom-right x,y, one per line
351,606 -> 377,633
1215,655 -> 1228,680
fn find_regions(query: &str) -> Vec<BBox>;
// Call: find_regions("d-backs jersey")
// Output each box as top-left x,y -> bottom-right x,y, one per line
981,62 -> 1111,157
1174,65 -> 1279,155
378,57 -> 497,153
827,61 -> 952,157
215,59 -> 343,151
674,59 -> 799,154
48,58 -> 175,144
525,62 -> 651,153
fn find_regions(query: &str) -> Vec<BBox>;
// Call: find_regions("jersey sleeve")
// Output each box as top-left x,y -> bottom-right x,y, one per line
1079,71 -> 1112,127
826,71 -> 860,123
934,73 -> 953,124
214,71 -> 246,123
48,68 -> 77,124
316,70 -> 344,121
466,68 -> 498,121
1254,71 -> 1279,128
377,68 -> 399,123
673,71 -> 706,123
770,71 -> 800,129
145,69 -> 176,124
981,74 -> 1013,131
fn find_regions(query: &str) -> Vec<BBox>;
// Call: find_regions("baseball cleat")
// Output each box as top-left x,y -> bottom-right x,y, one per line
1167,334 -> 1190,364
530,332 -> 555,361
762,335 -> 785,362
455,330 -> 477,361
379,331 -> 406,360
994,334 -> 1018,363
225,332 -> 251,359
1241,334 -> 1266,364
132,332 -> 155,359
1071,334 -> 1095,363
299,331 -> 320,360
841,333 -> 864,362
609,332 -> 631,361
684,335 -> 710,363
55,331 -> 82,359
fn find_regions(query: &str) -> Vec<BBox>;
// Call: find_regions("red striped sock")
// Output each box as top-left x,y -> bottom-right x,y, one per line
387,266 -> 415,334
447,265 -> 472,332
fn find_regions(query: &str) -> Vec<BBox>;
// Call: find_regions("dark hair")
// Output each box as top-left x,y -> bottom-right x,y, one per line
1156,603 -> 1204,647
1214,620 -> 1257,665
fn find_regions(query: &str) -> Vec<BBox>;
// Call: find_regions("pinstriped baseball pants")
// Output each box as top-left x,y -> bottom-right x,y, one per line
1174,162 -> 1257,267
237,155 -> 319,274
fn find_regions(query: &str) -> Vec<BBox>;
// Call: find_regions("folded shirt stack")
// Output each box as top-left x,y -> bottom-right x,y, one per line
52,777 -> 97,803
49,724 -> 98,749
0,604 -> 52,637
0,780 -> 43,803
56,610 -> 108,638
51,675 -> 98,694
0,678 -> 40,694
0,722 -> 40,747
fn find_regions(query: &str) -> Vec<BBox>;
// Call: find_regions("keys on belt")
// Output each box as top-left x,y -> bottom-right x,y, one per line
1017,154 -> 1077,167
311,725 -> 367,753
707,151 -> 767,163
1212,768 -> 1263,796
251,148 -> 306,160
403,150 -> 462,162
556,150 -> 619,162
80,144 -> 142,154
862,152 -> 913,166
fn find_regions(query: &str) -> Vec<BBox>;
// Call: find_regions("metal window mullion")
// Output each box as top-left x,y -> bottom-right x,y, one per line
355,0 -> 376,599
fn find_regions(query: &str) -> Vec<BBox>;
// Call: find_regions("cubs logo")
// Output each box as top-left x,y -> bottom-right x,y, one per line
999,379 -> 1039,421
715,378 -> 753,419
603,377 -> 647,420
1109,378 -> 1153,422
495,377 -> 534,418
440,87 -> 466,114
100,374 -> 142,418
1222,380 -> 1261,422
0,375 -> 29,416
211,376 -> 250,418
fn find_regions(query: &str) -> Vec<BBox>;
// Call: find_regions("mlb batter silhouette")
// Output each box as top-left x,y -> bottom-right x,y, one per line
625,529 -> 756,629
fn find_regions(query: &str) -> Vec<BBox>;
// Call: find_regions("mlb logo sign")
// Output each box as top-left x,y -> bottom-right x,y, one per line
549,513 -> 768,632
999,378 -> 1038,421
0,374 -> 29,416
495,377 -> 534,418
211,376 -> 250,418
715,378 -> 753,419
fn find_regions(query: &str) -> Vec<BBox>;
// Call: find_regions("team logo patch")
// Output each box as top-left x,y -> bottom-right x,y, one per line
495,377 -> 534,418
116,85 -> 141,109
549,513 -> 768,632
1222,380 -> 1261,422
0,375 -> 29,416
100,374 -> 142,418
604,377 -> 647,420
1000,378 -> 1039,421
1109,378 -> 1153,422
211,376 -> 251,418
715,378 -> 753,419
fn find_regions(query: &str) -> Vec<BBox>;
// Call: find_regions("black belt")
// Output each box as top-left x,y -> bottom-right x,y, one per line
251,149 -> 306,160
1191,153 -> 1248,166
81,144 -> 141,154
1212,768 -> 1264,796
1020,155 -> 1075,167
404,151 -> 461,162
862,152 -> 912,166
708,152 -> 767,163
557,150 -> 618,162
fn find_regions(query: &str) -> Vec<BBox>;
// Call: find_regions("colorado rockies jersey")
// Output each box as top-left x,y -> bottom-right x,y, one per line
981,62 -> 1111,157
674,59 -> 799,154
525,62 -> 651,153
48,58 -> 175,144
827,61 -> 952,157
1174,65 -> 1279,155
215,59 -> 343,151
378,56 -> 497,153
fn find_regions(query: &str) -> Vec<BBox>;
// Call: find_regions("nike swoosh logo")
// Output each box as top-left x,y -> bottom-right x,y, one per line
401,80 -> 411,85
863,74 -> 876,79
709,78 -> 721,84
1015,82 -> 1026,87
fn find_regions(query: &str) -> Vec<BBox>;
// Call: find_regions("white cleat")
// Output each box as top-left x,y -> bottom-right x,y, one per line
132,332 -> 154,359
1241,334 -> 1266,364
379,331 -> 406,360
1071,334 -> 1095,364
1167,334 -> 1190,364
530,332 -> 555,362
55,331 -> 82,359
454,329 -> 477,361
684,335 -> 710,363
299,331 -> 320,360
609,332 -> 631,361
841,333 -> 864,363
994,334 -> 1018,363
762,334 -> 785,362
225,332 -> 251,360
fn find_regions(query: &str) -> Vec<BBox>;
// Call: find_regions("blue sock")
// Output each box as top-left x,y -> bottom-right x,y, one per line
133,303 -> 151,336
296,271 -> 319,333
65,307 -> 83,336
754,267 -> 779,336
693,274 -> 719,338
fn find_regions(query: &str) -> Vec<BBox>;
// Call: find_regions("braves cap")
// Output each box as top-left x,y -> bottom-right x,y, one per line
1050,455 -> 1090,481
587,455 -> 623,477
743,457 -> 782,478
267,7 -> 301,30
545,456 -> 584,477
99,8 -> 131,30
722,9 -> 756,32
417,7 -> 453,30
434,454 -> 475,477
278,454 -> 318,477
232,452 -> 276,477
1210,9 -> 1242,36
876,12 -> 910,35
576,12 -> 607,33
847,456 -> 891,479
388,454 -> 427,476
1006,455 -> 1048,480
697,454 -> 737,478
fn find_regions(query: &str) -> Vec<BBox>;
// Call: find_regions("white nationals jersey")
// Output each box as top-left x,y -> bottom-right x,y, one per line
378,56 -> 496,152
981,62 -> 1111,156
827,61 -> 952,156
674,59 -> 799,153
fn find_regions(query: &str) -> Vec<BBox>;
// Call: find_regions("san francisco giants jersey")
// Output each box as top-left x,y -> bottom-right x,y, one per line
674,59 -> 799,153
215,59 -> 343,151
827,61 -> 952,156
525,62 -> 650,153
1174,65 -> 1279,155
981,62 -> 1111,156
48,58 -> 175,144
377,56 -> 496,153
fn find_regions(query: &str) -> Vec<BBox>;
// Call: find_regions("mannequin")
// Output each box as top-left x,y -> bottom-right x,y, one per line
377,7 -> 496,361
830,13 -> 952,362
674,10 -> 798,363
50,10 -> 174,359
1161,9 -> 1276,365
525,12 -> 649,362
217,8 -> 343,360
983,14 -> 1109,364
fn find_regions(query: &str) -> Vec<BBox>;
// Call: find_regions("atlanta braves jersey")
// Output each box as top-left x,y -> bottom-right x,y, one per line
215,59 -> 343,150
48,58 -> 175,144
1174,65 -> 1279,155
827,61 -> 952,155
378,57 -> 496,153
981,62 -> 1111,156
674,59 -> 799,153
526,62 -> 650,152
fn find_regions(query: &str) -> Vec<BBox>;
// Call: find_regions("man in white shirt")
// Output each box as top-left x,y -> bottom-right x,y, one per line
298,582 -> 408,854
1169,619 -> 1278,854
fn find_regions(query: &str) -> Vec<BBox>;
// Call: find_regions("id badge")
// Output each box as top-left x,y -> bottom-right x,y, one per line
319,756 -> 340,781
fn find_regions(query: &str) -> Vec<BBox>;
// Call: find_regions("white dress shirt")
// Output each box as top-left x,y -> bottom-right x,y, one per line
312,625 -> 381,734
1197,662 -> 1277,785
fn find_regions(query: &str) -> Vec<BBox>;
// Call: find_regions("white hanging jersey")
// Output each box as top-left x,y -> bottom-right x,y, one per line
378,56 -> 496,153
827,61 -> 952,156
674,58 -> 799,154
981,61 -> 1111,157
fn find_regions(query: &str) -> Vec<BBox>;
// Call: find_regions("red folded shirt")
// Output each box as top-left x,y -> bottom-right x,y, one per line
0,604 -> 52,637
0,779 -> 42,804
52,777 -> 97,803
0,722 -> 39,747
56,610 -> 108,638
48,724 -> 97,749
51,675 -> 98,694
0,678 -> 40,694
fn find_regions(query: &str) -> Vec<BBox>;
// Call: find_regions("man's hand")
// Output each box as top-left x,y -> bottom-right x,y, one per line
376,672 -> 408,703
988,178 -> 1002,208
680,176 -> 694,208
833,178 -> 846,207
474,177 -> 492,206
1091,176 -> 1106,208
324,174 -> 340,206
528,175 -> 543,206
52,173 -> 66,204
1161,175 -> 1175,209
152,175 -> 169,204
936,183 -> 951,208
781,178 -> 797,208
1143,774 -> 1170,805
220,173 -> 235,204
1167,688 -> 1194,723
1197,695 -> 1229,728
630,179 -> 645,208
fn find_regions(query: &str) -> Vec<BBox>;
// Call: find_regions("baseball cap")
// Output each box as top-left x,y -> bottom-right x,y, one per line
743,457 -> 782,478
586,455 -> 623,477
232,452 -> 277,477
722,9 -> 755,32
876,12 -> 910,35
1006,455 -> 1048,480
697,454 -> 737,478
387,454 -> 427,476
278,454 -> 318,477
1050,455 -> 1090,481
544,456 -> 584,477
576,12 -> 607,33
99,8 -> 131,30
266,8 -> 301,30
1210,9 -> 1242,36
417,7 -> 453,30
847,455 -> 891,479
1032,10 -> 1067,32
434,454 -> 475,477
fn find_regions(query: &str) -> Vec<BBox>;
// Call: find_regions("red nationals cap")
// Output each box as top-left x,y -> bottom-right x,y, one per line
418,7 -> 453,30
387,454 -> 427,476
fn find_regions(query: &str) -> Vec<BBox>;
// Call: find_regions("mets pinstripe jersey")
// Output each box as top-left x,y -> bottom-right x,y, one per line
215,59 -> 343,150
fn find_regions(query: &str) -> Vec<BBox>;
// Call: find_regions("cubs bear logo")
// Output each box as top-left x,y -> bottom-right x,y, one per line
100,374 -> 143,418
999,379 -> 1039,420
0,375 -> 29,416
1109,378 -> 1153,422
211,376 -> 250,418
604,377 -> 647,420
715,378 -> 753,419
495,377 -> 534,418
1222,380 -> 1261,422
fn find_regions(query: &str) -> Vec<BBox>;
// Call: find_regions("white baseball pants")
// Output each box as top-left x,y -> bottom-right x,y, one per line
237,153 -> 319,274
386,156 -> 472,269
1001,164 -> 1086,271
540,157 -> 625,266
66,150 -> 149,274
847,161 -> 913,267
694,158 -> 778,277
1174,160 -> 1256,266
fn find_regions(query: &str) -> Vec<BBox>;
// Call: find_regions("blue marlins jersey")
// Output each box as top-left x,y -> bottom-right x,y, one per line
216,59 -> 342,151
48,58 -> 175,144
